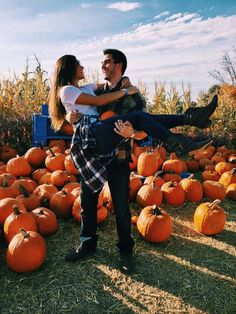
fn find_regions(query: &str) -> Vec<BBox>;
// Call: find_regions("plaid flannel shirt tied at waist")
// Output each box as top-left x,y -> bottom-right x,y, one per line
70,115 -> 119,193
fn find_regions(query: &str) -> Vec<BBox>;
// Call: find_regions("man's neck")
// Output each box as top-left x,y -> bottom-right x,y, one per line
107,76 -> 123,89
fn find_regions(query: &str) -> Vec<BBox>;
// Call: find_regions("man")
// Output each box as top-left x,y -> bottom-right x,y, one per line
66,49 -> 146,272
65,49 -> 217,273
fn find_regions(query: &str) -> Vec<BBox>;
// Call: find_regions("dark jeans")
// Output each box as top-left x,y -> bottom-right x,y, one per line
89,112 -> 185,155
79,161 -> 134,254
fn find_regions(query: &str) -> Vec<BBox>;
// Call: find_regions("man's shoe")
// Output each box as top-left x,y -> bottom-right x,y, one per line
184,95 -> 218,128
119,253 -> 136,273
65,236 -> 98,262
65,244 -> 96,262
167,133 -> 212,157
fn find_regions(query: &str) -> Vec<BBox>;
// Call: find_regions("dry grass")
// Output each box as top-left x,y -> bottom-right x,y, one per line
0,197 -> 235,314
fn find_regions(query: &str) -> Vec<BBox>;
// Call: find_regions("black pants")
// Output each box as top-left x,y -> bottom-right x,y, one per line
80,160 -> 134,255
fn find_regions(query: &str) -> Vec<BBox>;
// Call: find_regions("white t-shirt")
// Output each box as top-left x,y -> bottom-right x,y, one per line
60,83 -> 99,116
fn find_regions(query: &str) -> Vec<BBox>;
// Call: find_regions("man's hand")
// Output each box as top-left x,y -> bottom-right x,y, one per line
65,111 -> 83,124
121,77 -> 131,88
114,120 -> 135,138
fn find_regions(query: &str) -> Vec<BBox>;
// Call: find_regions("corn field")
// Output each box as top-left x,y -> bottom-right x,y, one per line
0,58 -> 235,155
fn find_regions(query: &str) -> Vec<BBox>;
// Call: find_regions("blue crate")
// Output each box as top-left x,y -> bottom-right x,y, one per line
32,104 -> 72,146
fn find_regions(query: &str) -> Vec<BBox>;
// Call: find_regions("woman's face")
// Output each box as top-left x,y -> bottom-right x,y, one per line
75,60 -> 85,80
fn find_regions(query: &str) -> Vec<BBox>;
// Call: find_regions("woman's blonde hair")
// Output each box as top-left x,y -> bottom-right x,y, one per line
49,55 -> 78,130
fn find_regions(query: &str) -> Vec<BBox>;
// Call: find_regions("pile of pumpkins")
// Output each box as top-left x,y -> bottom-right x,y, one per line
0,139 -> 235,273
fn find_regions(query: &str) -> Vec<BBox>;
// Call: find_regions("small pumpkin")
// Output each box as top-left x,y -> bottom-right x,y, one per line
137,205 -> 173,242
137,150 -> 160,177
136,182 -> 163,208
4,205 -> 38,243
219,168 -> 236,188
161,181 -> 185,206
202,180 -> 226,200
31,207 -> 58,236
226,183 -> 236,200
49,190 -> 75,219
179,174 -> 203,202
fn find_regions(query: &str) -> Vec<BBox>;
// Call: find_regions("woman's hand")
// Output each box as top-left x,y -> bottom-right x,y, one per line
65,111 -> 83,124
114,120 -> 135,139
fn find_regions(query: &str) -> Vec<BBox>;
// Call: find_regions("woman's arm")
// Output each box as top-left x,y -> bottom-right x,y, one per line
75,86 -> 138,107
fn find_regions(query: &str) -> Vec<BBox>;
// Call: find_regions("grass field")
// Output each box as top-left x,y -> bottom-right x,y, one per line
0,197 -> 235,314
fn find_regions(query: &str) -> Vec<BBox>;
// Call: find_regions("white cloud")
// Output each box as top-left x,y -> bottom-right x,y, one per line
106,2 -> 142,12
81,4 -> 93,9
0,8 -> 235,100
154,11 -> 169,20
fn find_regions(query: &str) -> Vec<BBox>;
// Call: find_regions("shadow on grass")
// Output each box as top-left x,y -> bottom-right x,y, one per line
100,240 -> 236,314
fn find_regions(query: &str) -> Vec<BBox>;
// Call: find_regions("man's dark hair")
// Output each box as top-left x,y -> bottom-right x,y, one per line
103,49 -> 127,75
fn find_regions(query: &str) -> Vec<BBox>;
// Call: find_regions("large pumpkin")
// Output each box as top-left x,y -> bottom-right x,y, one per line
137,205 -> 173,242
193,199 -> 226,235
6,156 -> 32,177
49,190 -> 75,219
6,228 -> 46,272
219,168 -> 236,188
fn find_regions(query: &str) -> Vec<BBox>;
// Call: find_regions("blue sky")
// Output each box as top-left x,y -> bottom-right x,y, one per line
0,0 -> 236,100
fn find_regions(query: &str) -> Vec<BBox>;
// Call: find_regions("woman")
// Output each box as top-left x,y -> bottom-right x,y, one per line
49,55 -> 217,262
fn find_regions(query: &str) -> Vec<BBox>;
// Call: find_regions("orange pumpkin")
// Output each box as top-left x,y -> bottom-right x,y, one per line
7,228 -> 46,272
161,181 -> 185,206
215,161 -> 234,175
201,170 -> 220,182
100,110 -> 116,120
162,159 -> 184,174
51,170 -> 69,187
64,155 -> 79,175
31,207 -> 58,236
4,205 -> 38,243
49,190 -> 75,219
137,150 -> 160,177
219,168 -> 236,188
202,180 -> 226,200
45,150 -> 65,171
143,171 -> 165,188
136,182 -> 163,208
6,156 -> 32,177
137,205 -> 173,242
193,199 -> 226,235
179,174 -> 203,202
128,172 -> 142,201
24,147 -> 47,167
0,197 -> 27,225
226,183 -> 236,200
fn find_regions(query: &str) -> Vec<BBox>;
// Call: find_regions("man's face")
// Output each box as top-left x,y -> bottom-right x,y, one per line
101,54 -> 121,81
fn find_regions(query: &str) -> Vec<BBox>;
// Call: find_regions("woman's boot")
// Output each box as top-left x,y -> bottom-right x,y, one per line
166,133 -> 212,156
184,95 -> 218,128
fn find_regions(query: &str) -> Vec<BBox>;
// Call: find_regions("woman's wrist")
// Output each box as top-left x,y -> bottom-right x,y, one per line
130,130 -> 136,138
122,88 -> 129,96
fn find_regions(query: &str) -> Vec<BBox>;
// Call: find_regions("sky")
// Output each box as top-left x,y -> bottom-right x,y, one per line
0,0 -> 236,100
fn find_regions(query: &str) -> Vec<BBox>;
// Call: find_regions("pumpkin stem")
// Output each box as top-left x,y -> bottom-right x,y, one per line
20,228 -> 30,238
209,199 -> 221,210
39,209 -> 45,215
187,174 -> 194,180
152,205 -> 162,216
48,147 -> 56,157
231,168 -> 236,174
13,205 -> 21,215
19,184 -> 30,198
154,171 -> 163,178
2,179 -> 9,188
